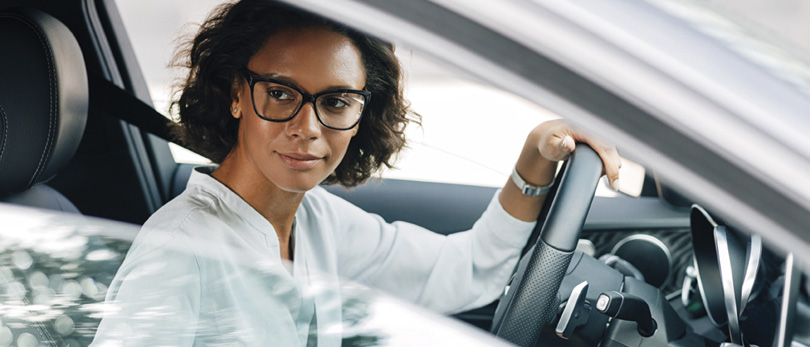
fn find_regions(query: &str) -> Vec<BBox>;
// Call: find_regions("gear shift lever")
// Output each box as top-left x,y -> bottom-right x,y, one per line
596,291 -> 657,337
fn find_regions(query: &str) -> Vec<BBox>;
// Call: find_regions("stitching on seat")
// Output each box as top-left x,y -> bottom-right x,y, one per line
0,105 -> 7,162
0,14 -> 58,188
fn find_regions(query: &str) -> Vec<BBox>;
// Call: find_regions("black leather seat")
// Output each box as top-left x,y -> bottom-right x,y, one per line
0,7 -> 88,213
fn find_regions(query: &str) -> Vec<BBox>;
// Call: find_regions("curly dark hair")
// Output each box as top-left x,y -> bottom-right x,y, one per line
170,0 -> 417,187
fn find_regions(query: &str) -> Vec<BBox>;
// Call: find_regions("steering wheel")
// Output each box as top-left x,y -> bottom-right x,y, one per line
491,143 -> 604,346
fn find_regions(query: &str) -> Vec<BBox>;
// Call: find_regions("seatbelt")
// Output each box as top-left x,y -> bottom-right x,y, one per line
87,71 -> 176,144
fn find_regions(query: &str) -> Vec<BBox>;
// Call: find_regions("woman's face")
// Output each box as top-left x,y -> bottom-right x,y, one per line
232,27 -> 366,193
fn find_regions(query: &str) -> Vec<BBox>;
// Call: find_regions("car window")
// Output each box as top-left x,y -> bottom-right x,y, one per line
114,0 -> 221,166
0,204 -> 512,346
0,206 -> 134,346
115,0 -> 644,196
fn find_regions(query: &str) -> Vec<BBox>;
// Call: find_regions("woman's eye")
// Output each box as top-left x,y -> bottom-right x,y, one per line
323,97 -> 349,109
268,89 -> 293,100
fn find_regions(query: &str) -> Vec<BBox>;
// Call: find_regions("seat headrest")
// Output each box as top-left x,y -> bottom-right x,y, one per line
0,8 -> 88,195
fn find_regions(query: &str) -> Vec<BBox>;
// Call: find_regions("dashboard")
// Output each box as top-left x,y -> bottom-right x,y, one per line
582,203 -> 807,346
688,205 -> 798,346
326,178 -> 810,346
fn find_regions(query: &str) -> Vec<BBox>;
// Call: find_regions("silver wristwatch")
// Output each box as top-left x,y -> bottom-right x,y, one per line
511,167 -> 554,197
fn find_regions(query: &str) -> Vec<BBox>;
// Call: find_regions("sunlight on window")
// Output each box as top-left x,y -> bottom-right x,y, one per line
387,76 -> 558,187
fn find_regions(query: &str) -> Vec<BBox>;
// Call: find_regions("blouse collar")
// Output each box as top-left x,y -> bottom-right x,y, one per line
187,166 -> 276,236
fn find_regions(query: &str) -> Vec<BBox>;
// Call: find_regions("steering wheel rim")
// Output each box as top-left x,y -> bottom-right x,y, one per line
492,144 -> 604,346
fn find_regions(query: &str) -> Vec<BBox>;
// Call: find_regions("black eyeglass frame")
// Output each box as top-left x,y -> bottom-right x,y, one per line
242,70 -> 372,131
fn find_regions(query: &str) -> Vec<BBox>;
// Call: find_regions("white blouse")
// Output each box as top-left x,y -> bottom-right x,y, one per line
92,167 -> 535,346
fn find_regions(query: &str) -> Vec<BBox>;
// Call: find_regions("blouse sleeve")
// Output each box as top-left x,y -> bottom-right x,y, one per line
330,189 -> 535,314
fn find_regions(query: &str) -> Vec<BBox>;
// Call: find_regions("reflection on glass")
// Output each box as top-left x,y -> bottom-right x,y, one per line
0,208 -> 129,346
0,206 -> 512,346
340,286 -> 383,346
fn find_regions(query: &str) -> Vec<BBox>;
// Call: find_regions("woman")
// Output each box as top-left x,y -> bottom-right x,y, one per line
93,0 -> 620,345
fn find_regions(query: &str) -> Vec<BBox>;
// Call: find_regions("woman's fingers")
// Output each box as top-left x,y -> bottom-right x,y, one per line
536,121 -> 577,161
544,134 -> 575,160
574,131 -> 622,190
561,135 -> 576,154
535,120 -> 622,191
595,143 -> 622,191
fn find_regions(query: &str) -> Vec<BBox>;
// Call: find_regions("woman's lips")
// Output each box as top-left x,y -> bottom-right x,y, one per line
277,152 -> 322,170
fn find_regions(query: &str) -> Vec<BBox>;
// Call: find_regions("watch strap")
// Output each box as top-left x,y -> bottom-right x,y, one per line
511,167 -> 554,197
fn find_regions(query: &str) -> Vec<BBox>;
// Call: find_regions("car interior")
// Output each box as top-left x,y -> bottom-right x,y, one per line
0,0 -> 808,346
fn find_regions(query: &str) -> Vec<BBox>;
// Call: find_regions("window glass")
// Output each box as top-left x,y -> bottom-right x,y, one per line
115,0 -> 221,165
115,0 -> 642,195
391,51 -> 557,187
0,206 -> 511,346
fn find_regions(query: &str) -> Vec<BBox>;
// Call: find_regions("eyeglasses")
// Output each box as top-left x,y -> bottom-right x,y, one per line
243,70 -> 371,131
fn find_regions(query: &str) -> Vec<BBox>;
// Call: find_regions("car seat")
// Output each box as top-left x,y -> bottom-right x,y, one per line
0,7 -> 88,213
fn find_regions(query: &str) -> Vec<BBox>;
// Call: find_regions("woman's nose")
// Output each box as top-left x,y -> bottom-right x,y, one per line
286,102 -> 321,139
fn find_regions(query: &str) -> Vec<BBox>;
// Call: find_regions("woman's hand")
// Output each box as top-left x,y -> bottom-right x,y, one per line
531,119 -> 621,190
500,119 -> 621,222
